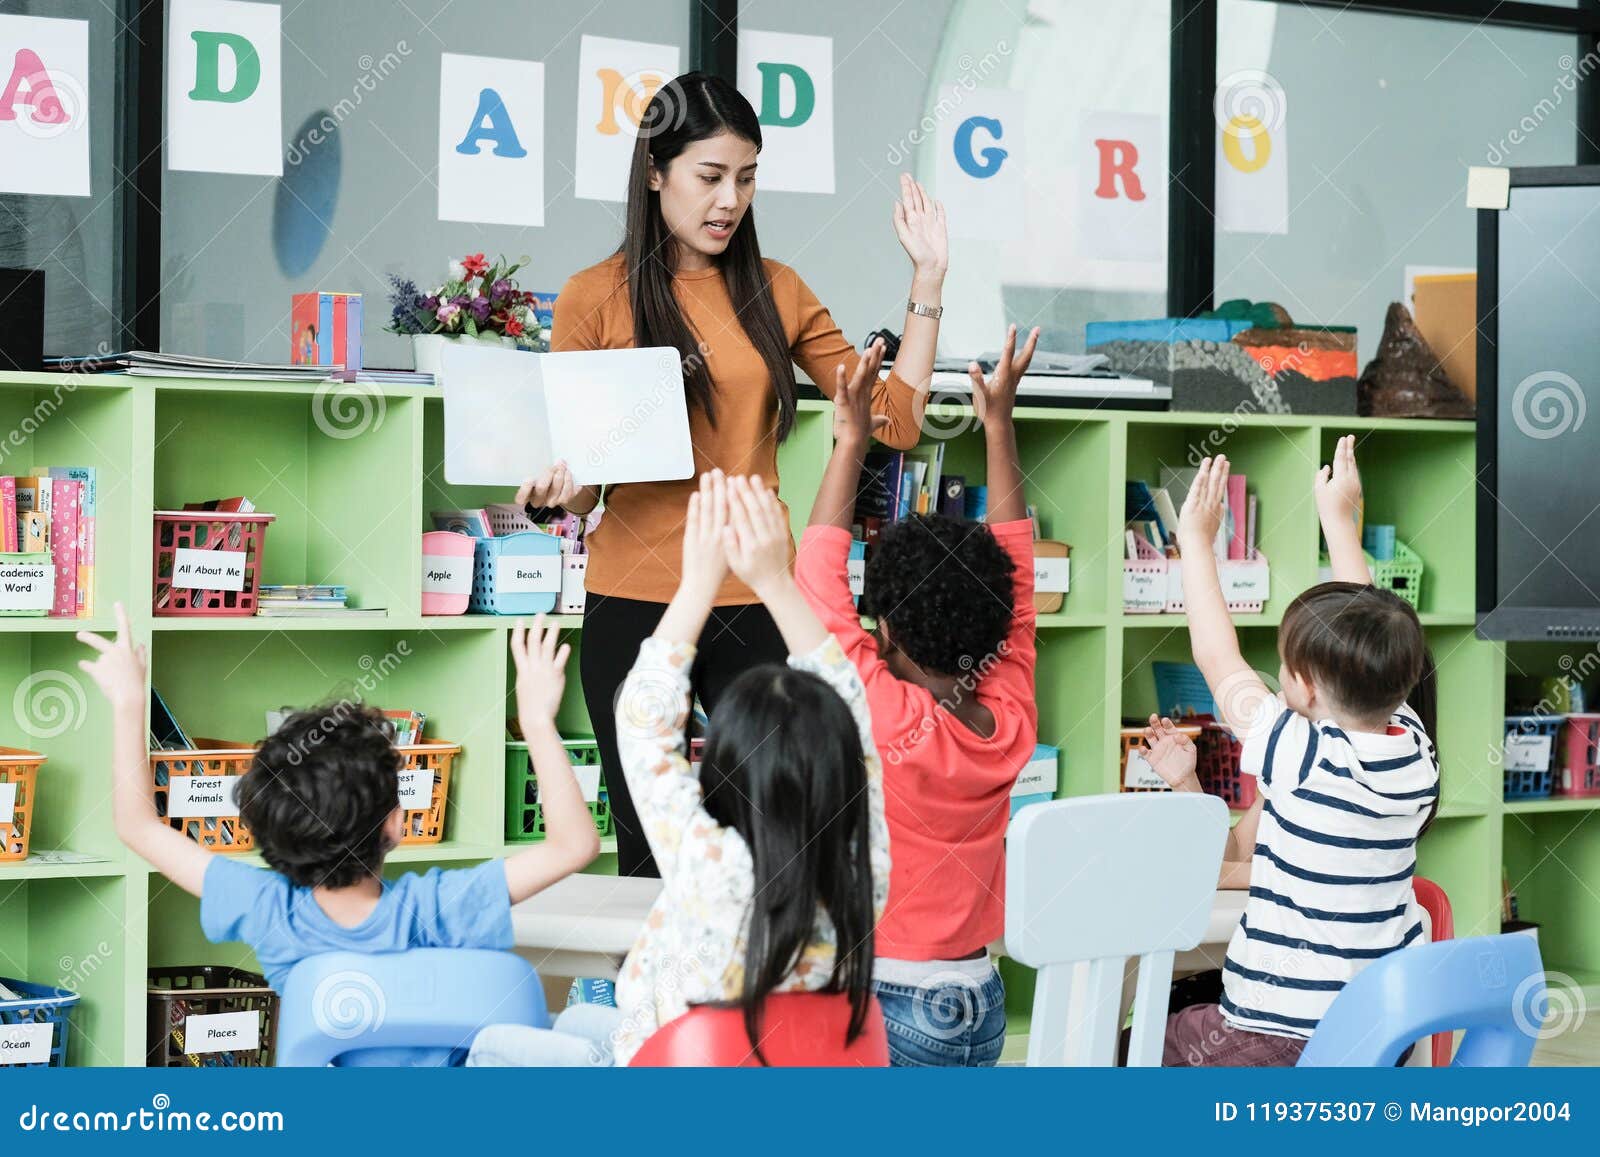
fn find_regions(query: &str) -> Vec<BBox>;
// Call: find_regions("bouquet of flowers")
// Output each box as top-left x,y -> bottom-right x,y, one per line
385,252 -> 543,349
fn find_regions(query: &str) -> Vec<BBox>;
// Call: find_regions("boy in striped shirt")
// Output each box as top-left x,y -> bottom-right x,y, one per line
1145,437 -> 1437,1066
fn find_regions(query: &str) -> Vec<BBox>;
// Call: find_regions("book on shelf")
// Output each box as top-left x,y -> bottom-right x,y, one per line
44,350 -> 335,381
2,466 -> 94,616
0,476 -> 13,553
384,709 -> 427,746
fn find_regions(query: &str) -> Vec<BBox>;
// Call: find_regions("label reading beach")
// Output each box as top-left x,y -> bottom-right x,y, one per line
1035,557 -> 1070,593
0,559 -> 54,612
421,554 -> 472,594
495,555 -> 561,594
1504,733 -> 1553,773
183,1010 -> 259,1056
847,558 -> 865,596
167,775 -> 241,819
397,768 -> 432,810
0,1021 -> 52,1065
172,548 -> 246,591
1123,750 -> 1166,791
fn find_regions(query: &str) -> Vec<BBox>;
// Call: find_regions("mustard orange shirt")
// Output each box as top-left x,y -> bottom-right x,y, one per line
553,253 -> 923,605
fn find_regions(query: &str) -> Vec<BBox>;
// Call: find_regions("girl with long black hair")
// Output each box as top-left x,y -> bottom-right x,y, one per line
517,71 -> 944,877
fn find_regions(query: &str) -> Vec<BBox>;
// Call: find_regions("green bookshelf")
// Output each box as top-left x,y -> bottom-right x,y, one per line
0,371 -> 1577,1067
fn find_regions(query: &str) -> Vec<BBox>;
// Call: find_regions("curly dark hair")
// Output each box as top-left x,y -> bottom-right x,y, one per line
236,701 -> 400,888
863,514 -> 1017,676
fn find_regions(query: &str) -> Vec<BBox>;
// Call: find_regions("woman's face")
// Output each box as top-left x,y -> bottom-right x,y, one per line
650,130 -> 758,267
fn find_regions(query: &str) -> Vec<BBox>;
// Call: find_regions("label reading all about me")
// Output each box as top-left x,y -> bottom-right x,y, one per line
0,1021 -> 53,1065
0,559 -> 54,612
495,555 -> 562,595
397,768 -> 433,810
167,775 -> 242,819
421,555 -> 472,595
183,1010 -> 260,1056
171,548 -> 247,592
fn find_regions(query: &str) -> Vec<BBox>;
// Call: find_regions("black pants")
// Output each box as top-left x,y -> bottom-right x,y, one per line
580,594 -> 788,877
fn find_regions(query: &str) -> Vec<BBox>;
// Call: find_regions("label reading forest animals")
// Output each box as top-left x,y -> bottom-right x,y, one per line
421,554 -> 471,595
397,768 -> 432,809
182,1010 -> 260,1056
495,555 -> 561,594
166,775 -> 242,818
172,548 -> 246,591
0,559 -> 53,611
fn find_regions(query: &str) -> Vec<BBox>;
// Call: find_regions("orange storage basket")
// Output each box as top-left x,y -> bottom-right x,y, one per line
0,747 -> 45,862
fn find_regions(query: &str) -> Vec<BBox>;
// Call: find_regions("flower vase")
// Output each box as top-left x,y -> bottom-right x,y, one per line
411,332 -> 513,376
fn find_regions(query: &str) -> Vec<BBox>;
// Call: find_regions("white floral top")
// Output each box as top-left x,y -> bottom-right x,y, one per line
611,634 -> 890,1066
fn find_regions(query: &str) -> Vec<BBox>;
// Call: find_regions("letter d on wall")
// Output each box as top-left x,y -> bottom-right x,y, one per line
167,0 -> 282,175
737,29 -> 833,193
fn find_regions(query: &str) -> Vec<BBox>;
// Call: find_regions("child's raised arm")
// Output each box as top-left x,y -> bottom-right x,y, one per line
1316,434 -> 1373,586
502,617 -> 599,904
79,603 -> 213,897
970,323 -> 1040,524
653,470 -> 731,648
1177,457 -> 1271,738
727,475 -> 828,657
808,340 -> 887,533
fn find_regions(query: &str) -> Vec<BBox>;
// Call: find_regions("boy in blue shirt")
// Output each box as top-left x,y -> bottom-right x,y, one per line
79,607 -> 599,991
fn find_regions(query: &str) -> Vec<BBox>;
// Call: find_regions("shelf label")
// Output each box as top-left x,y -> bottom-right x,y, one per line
1123,749 -> 1168,791
0,782 -> 14,825
0,1021 -> 52,1065
397,768 -> 433,810
560,555 -> 587,614
183,1010 -> 260,1056
1123,565 -> 1166,612
1013,750 -> 1059,797
847,558 -> 865,596
1504,732 -> 1552,773
495,555 -> 561,594
0,558 -> 54,612
1220,560 -> 1270,603
171,548 -> 247,592
421,555 -> 472,595
1035,557 -> 1070,594
167,775 -> 242,819
539,762 -> 602,804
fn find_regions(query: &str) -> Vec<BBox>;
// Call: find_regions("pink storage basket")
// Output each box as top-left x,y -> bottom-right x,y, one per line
421,530 -> 476,616
1558,713 -> 1600,797
152,512 -> 274,617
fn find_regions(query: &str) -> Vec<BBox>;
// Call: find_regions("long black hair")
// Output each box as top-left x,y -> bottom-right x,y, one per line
698,664 -> 876,1062
621,72 -> 800,441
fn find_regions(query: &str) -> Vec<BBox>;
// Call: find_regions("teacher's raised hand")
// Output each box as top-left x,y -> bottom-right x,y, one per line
892,173 -> 948,277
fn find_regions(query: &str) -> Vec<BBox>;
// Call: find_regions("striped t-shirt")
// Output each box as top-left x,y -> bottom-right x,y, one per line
1221,697 -> 1439,1039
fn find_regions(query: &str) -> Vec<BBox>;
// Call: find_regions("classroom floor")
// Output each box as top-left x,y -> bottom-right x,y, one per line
1531,981 -> 1600,1066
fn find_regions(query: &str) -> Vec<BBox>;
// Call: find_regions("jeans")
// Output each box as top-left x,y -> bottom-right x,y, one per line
872,968 -> 1007,1067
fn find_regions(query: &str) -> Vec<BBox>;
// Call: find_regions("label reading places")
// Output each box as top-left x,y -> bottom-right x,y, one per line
397,768 -> 433,810
172,548 -> 247,592
0,559 -> 54,612
421,555 -> 472,595
0,1021 -> 53,1065
847,558 -> 865,597
183,1010 -> 260,1057
1504,733 -> 1553,773
166,775 -> 242,819
1035,557 -> 1070,594
495,555 -> 562,594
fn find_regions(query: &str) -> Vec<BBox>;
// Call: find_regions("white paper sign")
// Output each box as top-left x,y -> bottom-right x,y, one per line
167,775 -> 241,819
0,558 -> 53,611
1123,565 -> 1166,612
737,30 -> 832,193
0,782 -> 15,825
0,1020 -> 52,1065
397,767 -> 432,810
541,762 -> 601,804
1215,78 -> 1288,235
496,554 -> 562,594
560,554 -> 587,614
183,1009 -> 259,1055
575,35 -> 680,202
1035,557 -> 1070,594
421,554 -> 471,595
1123,749 -> 1167,791
439,53 -> 544,227
0,15 -> 90,196
171,547 -> 246,591
1012,748 -> 1058,797
1220,560 -> 1270,602
847,558 -> 865,597
1077,110 -> 1166,262
1504,733 -> 1552,773
167,0 -> 282,176
935,86 -> 1025,241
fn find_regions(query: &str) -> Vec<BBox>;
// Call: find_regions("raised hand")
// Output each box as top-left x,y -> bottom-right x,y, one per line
1315,434 -> 1364,539
722,475 -> 792,597
510,615 -> 571,730
891,173 -> 948,278
968,323 -> 1040,425
77,603 -> 146,711
1142,714 -> 1200,791
680,469 -> 731,602
1178,455 -> 1230,552
832,340 -> 889,447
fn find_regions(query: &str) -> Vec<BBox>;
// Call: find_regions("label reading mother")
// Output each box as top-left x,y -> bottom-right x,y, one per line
167,775 -> 242,819
421,554 -> 472,595
172,548 -> 247,592
496,555 -> 562,594
183,1010 -> 260,1056
397,768 -> 432,809
0,559 -> 54,611
1035,557 -> 1070,594
0,1021 -> 52,1065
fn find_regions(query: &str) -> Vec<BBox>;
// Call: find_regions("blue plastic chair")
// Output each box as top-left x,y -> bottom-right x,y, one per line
1298,934 -> 1545,1067
275,950 -> 550,1067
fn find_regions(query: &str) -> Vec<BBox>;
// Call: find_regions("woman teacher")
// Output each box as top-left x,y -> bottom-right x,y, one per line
519,72 -> 946,877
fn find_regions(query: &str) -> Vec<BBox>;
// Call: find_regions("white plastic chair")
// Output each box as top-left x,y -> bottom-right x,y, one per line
1006,793 -> 1229,1066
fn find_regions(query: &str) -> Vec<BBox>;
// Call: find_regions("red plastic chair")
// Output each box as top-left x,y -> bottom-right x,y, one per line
628,993 -> 890,1067
1413,875 -> 1456,1067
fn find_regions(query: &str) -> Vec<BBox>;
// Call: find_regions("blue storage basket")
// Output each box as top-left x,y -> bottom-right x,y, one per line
469,532 -> 563,616
1504,714 -> 1563,800
0,979 -> 79,1067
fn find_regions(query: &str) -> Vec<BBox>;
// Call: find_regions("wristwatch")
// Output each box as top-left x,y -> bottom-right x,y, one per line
906,300 -> 943,320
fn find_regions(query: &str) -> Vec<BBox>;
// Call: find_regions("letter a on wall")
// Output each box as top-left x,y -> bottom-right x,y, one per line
0,15 -> 91,196
167,0 -> 283,176
575,35 -> 680,203
934,87 -> 1025,241
438,53 -> 545,227
737,29 -> 833,194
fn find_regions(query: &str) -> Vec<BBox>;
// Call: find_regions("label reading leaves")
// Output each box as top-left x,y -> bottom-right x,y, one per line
172,548 -> 247,592
421,555 -> 472,595
495,555 -> 562,594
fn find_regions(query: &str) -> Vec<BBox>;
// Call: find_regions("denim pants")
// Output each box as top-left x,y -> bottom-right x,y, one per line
872,967 -> 1007,1067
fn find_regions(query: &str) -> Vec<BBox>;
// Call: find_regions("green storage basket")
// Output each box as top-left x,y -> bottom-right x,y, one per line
0,552 -> 53,618
1372,540 -> 1424,608
505,737 -> 611,843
